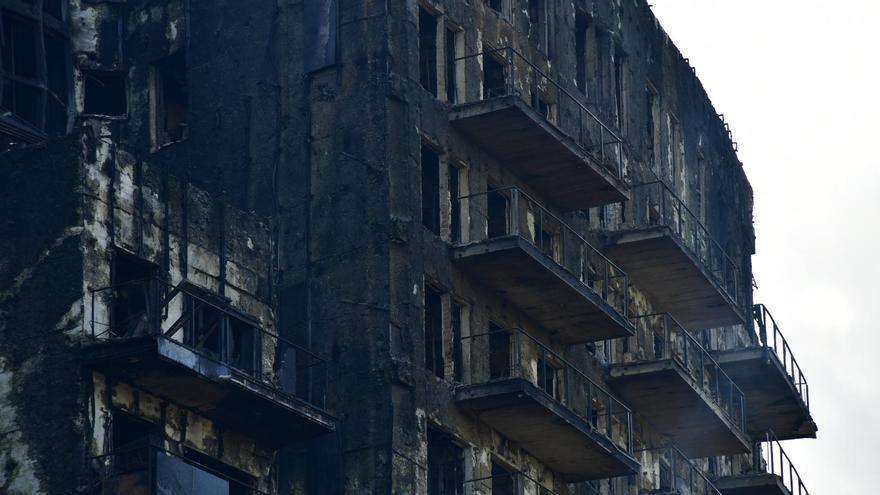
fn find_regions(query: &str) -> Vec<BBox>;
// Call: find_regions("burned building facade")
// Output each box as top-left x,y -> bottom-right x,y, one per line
0,0 -> 816,494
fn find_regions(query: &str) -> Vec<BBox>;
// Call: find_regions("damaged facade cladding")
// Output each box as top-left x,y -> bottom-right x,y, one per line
0,1 -> 816,495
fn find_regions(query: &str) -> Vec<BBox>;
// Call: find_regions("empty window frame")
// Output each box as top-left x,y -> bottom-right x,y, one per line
488,322 -> 510,380
484,0 -> 507,17
481,53 -> 506,99
536,354 -> 561,400
111,250 -> 159,338
83,70 -> 127,117
421,145 -> 441,235
0,9 -> 69,139
613,45 -> 627,131
444,25 -> 463,104
151,52 -> 188,149
645,84 -> 660,173
491,460 -> 516,495
667,113 -> 683,191
447,160 -> 464,242
527,0 -> 548,55
424,285 -> 444,378
575,11 -> 589,95
450,301 -> 464,382
184,294 -> 261,376
486,186 -> 509,239
427,428 -> 464,495
418,5 -> 438,96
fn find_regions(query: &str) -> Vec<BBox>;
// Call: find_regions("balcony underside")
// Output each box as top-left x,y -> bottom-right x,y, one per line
604,226 -> 745,330
715,474 -> 791,495
83,336 -> 334,447
608,360 -> 751,458
456,378 -> 638,481
713,348 -> 817,440
452,236 -> 633,344
449,96 -> 627,210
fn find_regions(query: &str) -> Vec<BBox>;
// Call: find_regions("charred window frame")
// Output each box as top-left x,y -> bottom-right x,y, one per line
150,51 -> 188,150
0,4 -> 71,144
82,70 -> 127,118
527,0 -> 550,56
421,144 -> 442,235
613,43 -> 627,132
575,11 -> 590,96
427,427 -> 464,495
418,4 -> 439,96
646,83 -> 660,173
483,0 -> 509,19
424,284 -> 445,379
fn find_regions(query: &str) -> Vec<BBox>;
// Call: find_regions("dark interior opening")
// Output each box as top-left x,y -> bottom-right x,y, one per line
491,461 -> 515,495
482,54 -> 506,99
450,302 -> 463,381
111,250 -> 158,338
536,355 -> 560,400
448,163 -> 461,242
486,187 -> 509,239
84,70 -> 127,116
424,285 -> 444,379
576,12 -> 588,94
421,146 -> 441,235
445,27 -> 457,103
427,428 -> 463,495
418,6 -> 438,96
184,449 -> 253,495
488,322 -> 510,380
154,51 -> 188,146
485,0 -> 504,15
186,296 -> 224,360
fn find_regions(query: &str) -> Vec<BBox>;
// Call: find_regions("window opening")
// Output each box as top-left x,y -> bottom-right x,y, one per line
111,250 -> 158,338
482,54 -> 506,99
486,187 -> 509,239
448,162 -> 462,242
425,285 -> 444,378
575,12 -> 588,95
418,6 -> 438,96
421,145 -> 441,235
491,461 -> 515,495
488,322 -> 510,380
152,52 -> 188,148
427,428 -> 464,495
84,70 -> 127,116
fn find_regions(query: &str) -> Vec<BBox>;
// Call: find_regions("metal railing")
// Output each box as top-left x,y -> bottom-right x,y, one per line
613,181 -> 741,307
645,445 -> 722,495
462,470 -> 559,495
460,327 -> 634,455
614,313 -> 747,433
453,46 -> 624,179
754,430 -> 810,495
457,186 -> 630,320
87,277 -> 327,410
88,439 -> 269,494
753,304 -> 810,409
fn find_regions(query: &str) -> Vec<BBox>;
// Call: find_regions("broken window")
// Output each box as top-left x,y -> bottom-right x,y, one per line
183,449 -> 253,495
448,161 -> 463,242
0,9 -> 69,141
613,46 -> 626,131
488,322 -> 510,380
482,53 -> 506,99
536,355 -> 560,400
427,428 -> 463,495
424,285 -> 444,378
486,186 -> 509,239
184,292 -> 261,376
444,26 -> 461,103
152,52 -> 188,148
421,145 -> 441,235
450,301 -> 464,382
491,461 -> 516,495
111,250 -> 158,338
527,0 -> 548,55
646,85 -> 660,173
83,70 -> 127,116
575,12 -> 589,95
659,458 -> 672,491
418,6 -> 438,96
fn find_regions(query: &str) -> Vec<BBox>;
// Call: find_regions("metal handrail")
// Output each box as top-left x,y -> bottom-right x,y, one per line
614,313 -> 747,433
87,277 -> 328,410
453,46 -> 624,179
753,304 -> 810,409
457,186 -> 630,321
88,440 -> 270,495
644,445 -> 723,495
462,470 -> 559,494
756,430 -> 810,495
460,327 -> 634,455
614,181 -> 742,308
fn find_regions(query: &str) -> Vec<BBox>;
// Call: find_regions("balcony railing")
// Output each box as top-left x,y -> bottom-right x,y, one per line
461,327 -> 633,455
458,186 -> 630,319
615,181 -> 741,306
755,430 -> 810,495
87,277 -> 327,410
90,440 -> 268,494
462,470 -> 559,495
453,46 -> 624,180
615,313 -> 747,432
646,445 -> 722,495
753,304 -> 810,409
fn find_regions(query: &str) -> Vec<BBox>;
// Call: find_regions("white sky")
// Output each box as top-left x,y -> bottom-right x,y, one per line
649,0 -> 880,492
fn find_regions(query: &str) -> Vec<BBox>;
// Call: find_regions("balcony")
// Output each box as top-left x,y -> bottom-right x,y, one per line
711,305 -> 816,440
449,47 -> 627,211
645,446 -> 723,495
91,440 -> 267,494
715,431 -> 810,495
453,187 -> 634,344
607,314 -> 751,457
456,327 -> 638,481
602,182 -> 746,330
83,279 -> 334,447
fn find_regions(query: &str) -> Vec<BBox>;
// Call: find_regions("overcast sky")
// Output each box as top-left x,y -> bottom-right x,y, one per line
649,0 -> 880,492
